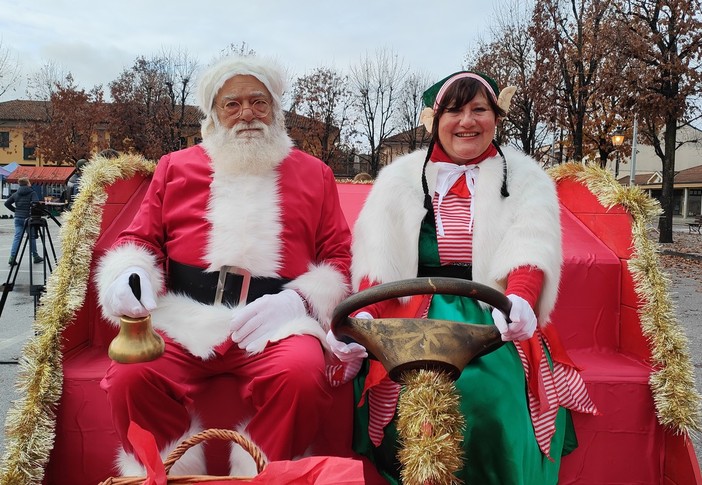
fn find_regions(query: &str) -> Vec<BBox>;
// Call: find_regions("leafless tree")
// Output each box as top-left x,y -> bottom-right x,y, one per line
396,70 -> 432,152
26,61 -> 67,101
0,39 -> 20,99
161,47 -> 199,148
289,66 -> 355,165
349,48 -> 408,177
220,41 -> 256,58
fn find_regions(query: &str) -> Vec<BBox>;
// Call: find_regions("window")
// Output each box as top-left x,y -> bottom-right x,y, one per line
689,189 -> 701,216
673,190 -> 683,215
23,146 -> 36,160
0,132 -> 8,148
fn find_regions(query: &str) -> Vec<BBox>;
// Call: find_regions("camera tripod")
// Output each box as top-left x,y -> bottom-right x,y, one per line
0,209 -> 61,318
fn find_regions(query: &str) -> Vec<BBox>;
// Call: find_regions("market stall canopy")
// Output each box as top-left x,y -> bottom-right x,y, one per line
6,166 -> 75,184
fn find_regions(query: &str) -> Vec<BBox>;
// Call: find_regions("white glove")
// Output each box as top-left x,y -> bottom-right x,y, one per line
491,294 -> 537,342
102,266 -> 157,318
325,329 -> 368,386
325,330 -> 368,363
230,289 -> 306,353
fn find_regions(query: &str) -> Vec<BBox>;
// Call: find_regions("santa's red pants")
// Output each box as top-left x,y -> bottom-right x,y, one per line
100,334 -> 332,462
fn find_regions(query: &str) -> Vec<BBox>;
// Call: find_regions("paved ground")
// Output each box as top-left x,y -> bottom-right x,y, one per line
0,212 -> 64,460
0,215 -> 700,470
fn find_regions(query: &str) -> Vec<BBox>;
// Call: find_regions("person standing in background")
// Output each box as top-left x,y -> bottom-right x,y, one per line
5,177 -> 43,265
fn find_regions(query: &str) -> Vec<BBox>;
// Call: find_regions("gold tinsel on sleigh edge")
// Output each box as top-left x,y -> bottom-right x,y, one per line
549,162 -> 701,436
0,153 -> 156,485
0,156 -> 698,484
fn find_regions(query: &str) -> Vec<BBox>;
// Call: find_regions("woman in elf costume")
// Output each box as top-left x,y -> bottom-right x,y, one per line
347,72 -> 598,484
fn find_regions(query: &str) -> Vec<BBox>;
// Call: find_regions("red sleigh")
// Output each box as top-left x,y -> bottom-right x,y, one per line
1,154 -> 699,484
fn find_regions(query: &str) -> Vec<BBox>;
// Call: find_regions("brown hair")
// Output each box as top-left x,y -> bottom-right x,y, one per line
18,177 -> 30,186
431,77 -> 505,135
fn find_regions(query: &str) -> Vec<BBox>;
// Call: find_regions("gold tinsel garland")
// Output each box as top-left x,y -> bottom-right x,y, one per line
549,162 -> 701,435
397,370 -> 464,485
1,158 -> 697,483
0,153 -> 156,485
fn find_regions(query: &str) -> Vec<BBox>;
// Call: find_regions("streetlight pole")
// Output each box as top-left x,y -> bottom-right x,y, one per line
629,115 -> 638,186
611,127 -> 625,181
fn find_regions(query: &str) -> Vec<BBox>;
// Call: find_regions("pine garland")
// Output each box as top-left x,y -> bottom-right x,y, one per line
0,153 -> 156,485
549,162 -> 701,435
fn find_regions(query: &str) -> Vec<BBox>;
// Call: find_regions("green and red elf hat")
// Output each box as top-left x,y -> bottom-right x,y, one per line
419,70 -> 517,132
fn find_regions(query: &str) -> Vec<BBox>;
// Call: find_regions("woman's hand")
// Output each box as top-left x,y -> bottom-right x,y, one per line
325,329 -> 368,363
325,316 -> 370,386
491,294 -> 537,341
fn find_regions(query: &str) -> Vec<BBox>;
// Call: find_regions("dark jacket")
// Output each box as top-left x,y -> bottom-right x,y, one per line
4,186 -> 39,218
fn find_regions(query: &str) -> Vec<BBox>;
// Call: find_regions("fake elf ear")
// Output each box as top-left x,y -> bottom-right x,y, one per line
497,85 -> 517,116
420,107 -> 435,132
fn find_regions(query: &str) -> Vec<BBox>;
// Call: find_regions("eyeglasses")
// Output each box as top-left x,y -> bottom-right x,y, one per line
216,98 -> 271,119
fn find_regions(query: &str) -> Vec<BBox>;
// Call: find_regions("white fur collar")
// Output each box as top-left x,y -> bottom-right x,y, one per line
351,147 -> 562,324
205,170 -> 282,275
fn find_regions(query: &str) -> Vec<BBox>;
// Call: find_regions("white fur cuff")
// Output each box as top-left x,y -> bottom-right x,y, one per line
285,263 -> 349,331
95,243 -> 164,326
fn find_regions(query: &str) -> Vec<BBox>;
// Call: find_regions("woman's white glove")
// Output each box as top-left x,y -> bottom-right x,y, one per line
354,311 -> 373,320
230,289 -> 306,353
325,327 -> 368,386
491,294 -> 537,342
325,330 -> 368,363
102,266 -> 157,318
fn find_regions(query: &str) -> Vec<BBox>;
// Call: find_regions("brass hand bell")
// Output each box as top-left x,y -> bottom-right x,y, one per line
108,273 -> 165,363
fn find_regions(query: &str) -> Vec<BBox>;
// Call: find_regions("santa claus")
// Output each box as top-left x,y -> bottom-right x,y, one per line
96,55 -> 356,476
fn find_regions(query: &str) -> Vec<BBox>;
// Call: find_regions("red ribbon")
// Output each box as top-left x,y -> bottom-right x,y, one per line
127,421 -> 167,485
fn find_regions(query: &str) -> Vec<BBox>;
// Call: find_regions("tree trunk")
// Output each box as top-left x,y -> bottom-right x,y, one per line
657,117 -> 678,244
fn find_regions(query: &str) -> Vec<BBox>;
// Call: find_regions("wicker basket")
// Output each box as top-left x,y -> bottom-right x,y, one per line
98,428 -> 267,484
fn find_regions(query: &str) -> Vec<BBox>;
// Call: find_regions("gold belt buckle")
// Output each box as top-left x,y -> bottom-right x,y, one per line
214,266 -> 251,306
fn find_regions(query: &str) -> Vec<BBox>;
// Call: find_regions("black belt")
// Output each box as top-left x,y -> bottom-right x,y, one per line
417,263 -> 472,280
167,259 -> 290,306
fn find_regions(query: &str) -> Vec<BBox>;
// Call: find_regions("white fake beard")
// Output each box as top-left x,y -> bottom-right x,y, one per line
201,116 -> 293,177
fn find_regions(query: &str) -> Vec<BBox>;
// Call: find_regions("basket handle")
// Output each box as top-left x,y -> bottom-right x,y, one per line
163,428 -> 267,474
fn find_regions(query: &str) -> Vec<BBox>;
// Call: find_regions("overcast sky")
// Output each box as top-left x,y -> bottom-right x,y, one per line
0,0 -> 503,103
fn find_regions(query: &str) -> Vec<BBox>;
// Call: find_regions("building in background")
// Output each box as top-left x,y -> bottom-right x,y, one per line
0,99 -> 337,168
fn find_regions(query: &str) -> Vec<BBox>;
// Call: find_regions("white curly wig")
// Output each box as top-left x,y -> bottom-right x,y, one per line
196,55 -> 286,138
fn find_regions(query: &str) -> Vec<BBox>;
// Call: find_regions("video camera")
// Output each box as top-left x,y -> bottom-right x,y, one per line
30,201 -> 61,228
30,201 -> 50,218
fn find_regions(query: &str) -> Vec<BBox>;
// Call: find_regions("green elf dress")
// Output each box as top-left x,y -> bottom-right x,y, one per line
351,162 -> 596,484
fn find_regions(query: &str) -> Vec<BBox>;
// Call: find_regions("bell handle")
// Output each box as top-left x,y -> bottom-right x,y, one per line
129,273 -> 141,301
331,277 -> 511,334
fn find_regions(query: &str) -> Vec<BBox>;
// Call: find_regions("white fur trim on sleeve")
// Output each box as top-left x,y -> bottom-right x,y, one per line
284,262 -> 350,332
150,293 -> 233,360
95,243 -> 164,326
